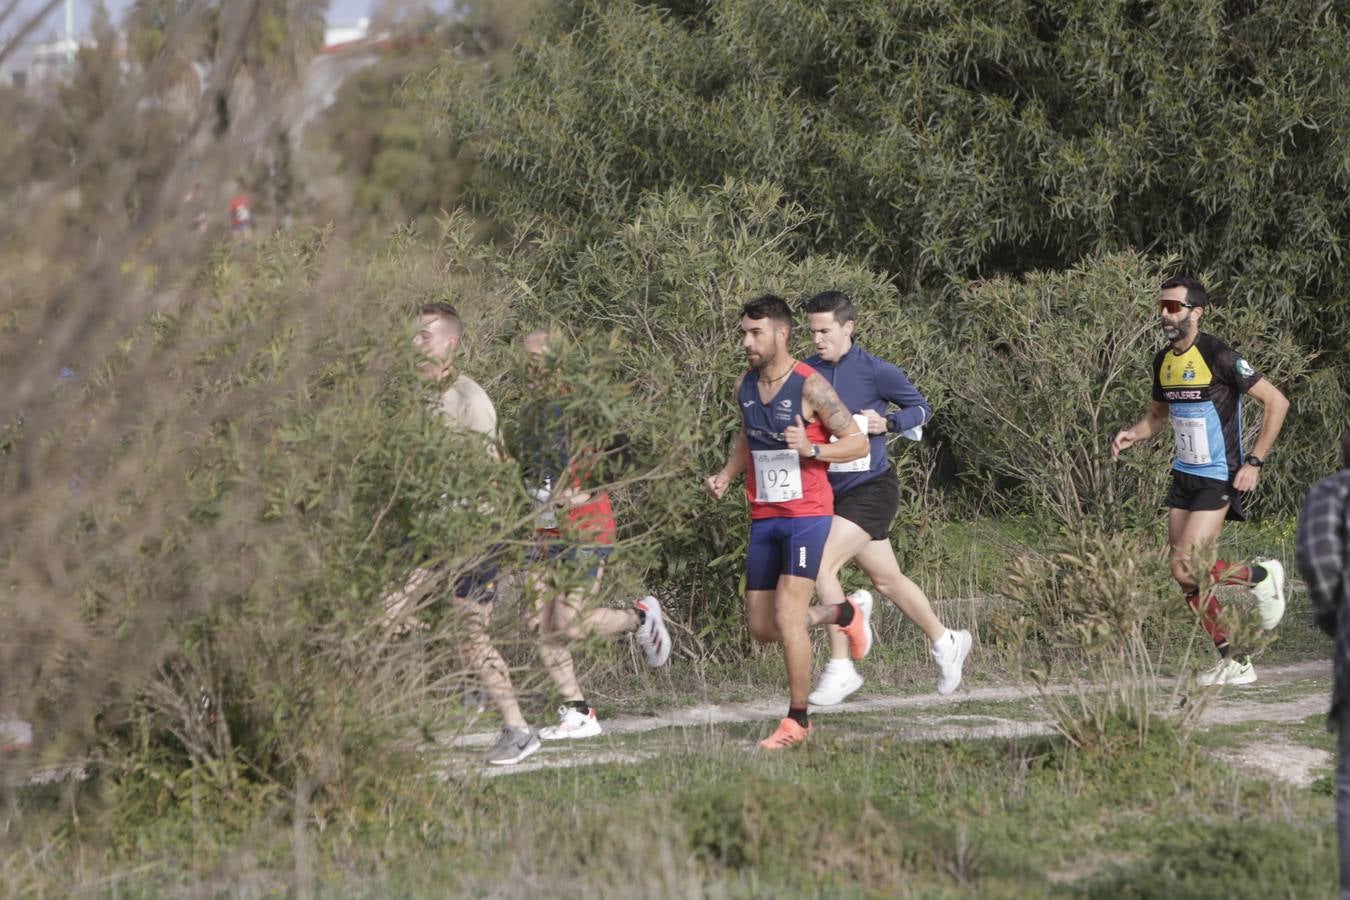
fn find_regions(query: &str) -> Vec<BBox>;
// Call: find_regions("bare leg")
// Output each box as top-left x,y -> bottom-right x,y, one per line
812,517 -> 872,660
1169,506 -> 1230,649
454,595 -> 527,729
1168,506 -> 1227,591
775,574 -> 817,708
854,540 -> 945,643
746,588 -> 782,643
530,561 -> 637,704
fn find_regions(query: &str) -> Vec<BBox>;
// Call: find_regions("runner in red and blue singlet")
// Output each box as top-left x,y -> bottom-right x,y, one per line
706,294 -> 872,749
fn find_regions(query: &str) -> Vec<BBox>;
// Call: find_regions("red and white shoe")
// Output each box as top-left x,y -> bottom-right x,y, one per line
635,595 -> 672,667
538,705 -> 603,740
0,717 -> 32,752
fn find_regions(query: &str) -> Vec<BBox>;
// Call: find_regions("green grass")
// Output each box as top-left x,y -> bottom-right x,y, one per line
6,714 -> 1336,897
4,515 -> 1335,896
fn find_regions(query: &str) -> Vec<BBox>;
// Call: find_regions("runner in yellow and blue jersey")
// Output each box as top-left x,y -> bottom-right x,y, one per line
1113,277 -> 1290,687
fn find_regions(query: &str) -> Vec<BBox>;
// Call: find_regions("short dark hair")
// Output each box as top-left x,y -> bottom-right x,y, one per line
1160,276 -> 1208,308
740,294 -> 793,330
803,290 -> 856,325
420,301 -> 463,336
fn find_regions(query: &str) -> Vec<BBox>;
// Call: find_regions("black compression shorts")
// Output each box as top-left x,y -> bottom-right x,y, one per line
833,470 -> 900,541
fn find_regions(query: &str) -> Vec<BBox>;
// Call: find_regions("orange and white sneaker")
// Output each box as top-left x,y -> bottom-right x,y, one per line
839,589 -> 873,660
759,717 -> 812,750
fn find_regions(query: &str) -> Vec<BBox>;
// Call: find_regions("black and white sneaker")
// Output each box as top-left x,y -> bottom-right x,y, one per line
484,726 -> 541,766
635,595 -> 672,667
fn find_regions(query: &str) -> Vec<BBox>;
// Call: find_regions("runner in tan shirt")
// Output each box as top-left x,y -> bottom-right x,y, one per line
382,302 -> 540,766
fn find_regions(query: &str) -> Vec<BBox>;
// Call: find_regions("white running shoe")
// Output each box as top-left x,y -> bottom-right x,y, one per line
1251,559 -> 1286,631
1196,657 -> 1257,687
808,663 -> 864,706
635,595 -> 672,667
538,705 -> 603,740
0,717 -> 32,752
932,629 -> 973,696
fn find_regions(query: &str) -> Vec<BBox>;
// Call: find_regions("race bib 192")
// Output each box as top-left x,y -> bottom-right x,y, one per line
752,448 -> 803,503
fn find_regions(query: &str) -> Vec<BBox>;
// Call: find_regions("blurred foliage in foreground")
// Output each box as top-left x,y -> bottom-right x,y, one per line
0,0 -> 1345,869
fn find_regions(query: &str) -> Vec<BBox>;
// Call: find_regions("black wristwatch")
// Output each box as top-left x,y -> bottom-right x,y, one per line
1243,453 -> 1264,468
809,444 -> 821,459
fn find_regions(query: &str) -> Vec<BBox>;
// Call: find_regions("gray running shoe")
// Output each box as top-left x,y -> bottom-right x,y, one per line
484,726 -> 541,766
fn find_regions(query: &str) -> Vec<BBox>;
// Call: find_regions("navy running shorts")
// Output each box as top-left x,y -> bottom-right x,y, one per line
745,515 -> 833,591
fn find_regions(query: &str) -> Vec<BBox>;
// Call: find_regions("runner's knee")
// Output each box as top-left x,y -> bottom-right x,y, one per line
1169,556 -> 1196,588
773,605 -> 807,637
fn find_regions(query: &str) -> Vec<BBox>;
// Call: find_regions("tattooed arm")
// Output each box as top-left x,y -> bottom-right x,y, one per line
789,372 -> 867,462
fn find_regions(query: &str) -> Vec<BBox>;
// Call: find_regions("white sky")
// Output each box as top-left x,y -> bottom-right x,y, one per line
9,1 -> 378,42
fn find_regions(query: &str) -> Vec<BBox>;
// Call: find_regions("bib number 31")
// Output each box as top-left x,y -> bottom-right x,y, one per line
752,449 -> 803,503
1172,416 -> 1211,466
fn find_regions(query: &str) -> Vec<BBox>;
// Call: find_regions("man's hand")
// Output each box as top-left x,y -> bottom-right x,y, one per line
785,415 -> 815,457
862,409 -> 887,435
1233,463 -> 1261,492
1110,428 -> 1138,461
706,471 -> 733,499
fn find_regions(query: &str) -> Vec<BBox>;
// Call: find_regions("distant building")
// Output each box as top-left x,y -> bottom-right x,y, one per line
1,37 -> 81,92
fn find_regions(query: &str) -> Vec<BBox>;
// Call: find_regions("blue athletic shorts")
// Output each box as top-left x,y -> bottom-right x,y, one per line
745,515 -> 833,591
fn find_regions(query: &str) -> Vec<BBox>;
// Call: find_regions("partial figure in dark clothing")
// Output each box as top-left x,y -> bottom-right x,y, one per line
515,330 -> 671,744
1295,428 -> 1350,899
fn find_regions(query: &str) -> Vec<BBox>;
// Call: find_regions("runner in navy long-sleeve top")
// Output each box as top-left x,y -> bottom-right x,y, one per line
802,291 -> 972,705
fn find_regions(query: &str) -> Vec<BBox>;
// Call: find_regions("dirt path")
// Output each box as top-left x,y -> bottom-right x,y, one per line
443,659 -> 1333,778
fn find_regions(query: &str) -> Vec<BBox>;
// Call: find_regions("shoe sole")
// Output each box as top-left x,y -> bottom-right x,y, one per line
1256,561 -> 1286,630
637,597 -> 673,667
936,631 -> 973,696
758,730 -> 812,750
1198,668 -> 1258,687
808,672 -> 864,707
844,593 -> 873,660
538,725 -> 603,741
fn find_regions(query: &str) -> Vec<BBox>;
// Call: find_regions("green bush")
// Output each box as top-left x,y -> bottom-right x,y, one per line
940,251 -> 1315,528
426,0 -> 1350,516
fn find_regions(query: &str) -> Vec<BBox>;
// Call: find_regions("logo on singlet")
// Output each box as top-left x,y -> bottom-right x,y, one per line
798,546 -> 807,569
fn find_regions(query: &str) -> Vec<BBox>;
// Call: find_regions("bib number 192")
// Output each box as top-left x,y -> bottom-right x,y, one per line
752,449 -> 803,503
